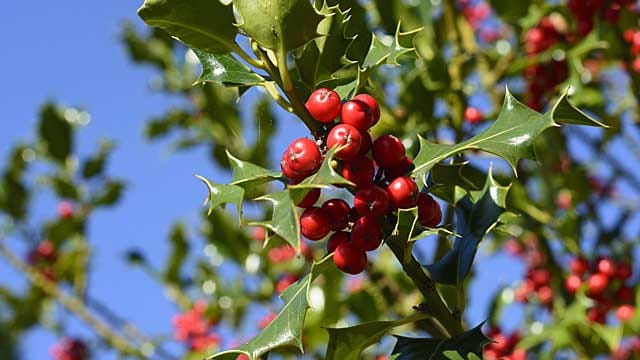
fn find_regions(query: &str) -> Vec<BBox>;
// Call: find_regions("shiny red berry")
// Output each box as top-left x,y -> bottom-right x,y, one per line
321,198 -> 351,231
569,257 -> 589,275
537,286 -> 553,304
351,216 -> 383,251
372,135 -> 405,168
616,262 -> 632,280
417,193 -> 442,227
282,138 -> 322,176
341,99 -> 374,131
616,286 -> 634,303
587,273 -> 609,296
353,94 -> 380,125
616,305 -> 635,322
333,242 -> 367,275
327,231 -> 350,253
327,124 -> 362,161
565,274 -> 582,294
587,306 -> 607,324
384,156 -> 413,179
358,131 -> 372,155
305,88 -> 342,123
296,188 -> 321,208
342,157 -> 375,187
387,176 -> 419,209
353,185 -> 390,217
300,207 -> 331,240
597,257 -> 617,277
464,107 -> 483,124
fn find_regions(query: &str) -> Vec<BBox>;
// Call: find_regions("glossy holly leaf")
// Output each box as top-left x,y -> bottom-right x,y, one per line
289,146 -> 354,190
425,170 -> 510,285
325,312 -> 429,360
412,88 -> 606,186
137,0 -> 237,54
207,256 -> 334,360
249,190 -> 300,251
38,103 -> 73,164
193,50 -> 265,87
361,23 -> 421,70
391,323 -> 491,360
233,0 -> 324,52
226,151 -> 281,186
295,3 -> 355,87
196,175 -> 244,222
392,207 -> 458,263
428,162 -> 486,204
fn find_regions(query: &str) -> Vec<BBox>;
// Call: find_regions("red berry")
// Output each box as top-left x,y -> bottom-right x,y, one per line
530,268 -> 551,288
514,280 -> 535,302
327,231 -> 350,253
58,201 -> 74,219
252,227 -> 266,242
387,176 -> 419,209
276,273 -> 298,294
282,138 -> 322,176
342,157 -> 375,187
281,160 -> 306,182
616,262 -> 632,280
372,135 -> 406,168
569,257 -> 589,275
537,286 -> 554,304
300,207 -> 331,240
587,273 -> 609,296
358,131 -> 372,156
351,216 -> 383,251
297,188 -> 320,208
321,198 -> 351,231
333,242 -> 367,274
464,107 -> 483,124
417,193 -> 442,227
305,88 -> 342,123
587,306 -> 607,324
565,274 -> 582,294
384,156 -> 413,179
327,124 -> 362,161
616,286 -> 634,303
341,99 -> 374,131
597,257 -> 617,277
353,94 -> 380,125
353,185 -> 390,217
616,305 -> 635,322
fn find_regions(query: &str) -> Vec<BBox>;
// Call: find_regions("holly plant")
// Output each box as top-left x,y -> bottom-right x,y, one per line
2,0 -> 640,360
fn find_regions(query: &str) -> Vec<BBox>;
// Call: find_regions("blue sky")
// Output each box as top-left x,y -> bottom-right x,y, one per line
1,2 -> 532,359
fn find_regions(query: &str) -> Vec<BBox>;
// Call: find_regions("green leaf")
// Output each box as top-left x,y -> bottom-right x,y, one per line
82,140 -> 114,179
163,222 -> 189,285
193,50 -> 265,87
425,170 -> 510,285
197,175 -> 244,222
226,151 -> 281,186
207,256 -> 334,360
91,180 -> 125,207
137,0 -> 237,54
233,0 -> 324,52
361,24 -> 421,70
392,207 -> 458,263
295,3 -> 355,86
325,312 -> 429,360
38,103 -> 73,164
289,146 -> 353,190
249,190 -> 300,251
412,88 -> 606,185
488,0 -> 529,22
391,323 -> 491,360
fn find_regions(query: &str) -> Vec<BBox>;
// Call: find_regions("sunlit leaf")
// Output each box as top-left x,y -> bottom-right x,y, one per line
196,175 -> 244,222
249,190 -> 300,251
193,50 -> 265,87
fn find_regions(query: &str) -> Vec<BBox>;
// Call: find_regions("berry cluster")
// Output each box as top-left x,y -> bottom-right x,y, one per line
278,89 -> 442,275
172,300 -> 220,351
26,240 -> 58,282
523,16 -> 568,111
484,327 -> 527,360
50,338 -> 89,360
565,256 -> 635,323
510,235 -> 555,306
623,29 -> 640,74
568,0 -> 635,36
457,0 -> 503,43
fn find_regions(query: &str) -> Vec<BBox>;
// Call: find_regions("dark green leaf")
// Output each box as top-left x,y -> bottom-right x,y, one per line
207,256 -> 334,360
361,24 -> 421,70
233,0 -> 324,51
50,176 -> 80,200
137,0 -> 237,54
488,0 -> 529,22
226,151 -> 281,186
197,175 -> 244,222
425,170 -> 510,285
392,323 -> 491,360
412,88 -> 606,185
38,103 -> 73,164
249,190 -> 300,251
82,140 -> 114,179
91,180 -> 125,207
194,50 -> 265,87
325,312 -> 429,360
163,223 -> 189,285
